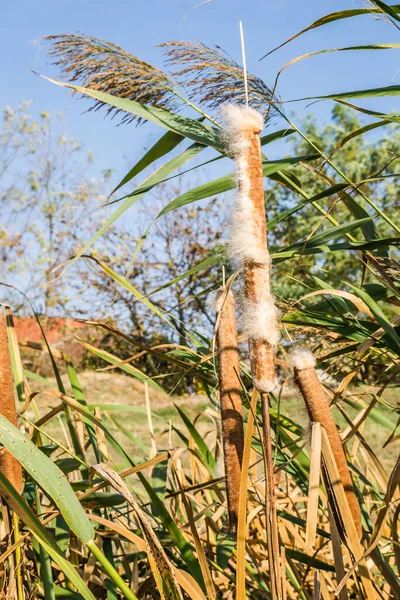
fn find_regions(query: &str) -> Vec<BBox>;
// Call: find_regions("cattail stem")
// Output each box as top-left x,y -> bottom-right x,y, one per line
290,349 -> 362,539
0,311 -> 22,494
216,289 -> 244,531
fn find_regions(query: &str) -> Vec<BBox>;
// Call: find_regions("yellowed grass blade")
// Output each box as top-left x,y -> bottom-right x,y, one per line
236,388 -> 258,600
306,422 -> 322,549
320,428 -> 377,600
88,514 -> 207,600
174,464 -> 216,599
90,463 -> 184,600
328,506 -> 349,600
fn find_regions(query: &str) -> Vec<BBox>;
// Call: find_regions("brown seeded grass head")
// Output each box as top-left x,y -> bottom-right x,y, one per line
161,41 -> 276,119
46,35 -> 277,124
292,351 -> 362,539
215,288 -> 244,531
46,34 -> 178,124
0,311 -> 23,494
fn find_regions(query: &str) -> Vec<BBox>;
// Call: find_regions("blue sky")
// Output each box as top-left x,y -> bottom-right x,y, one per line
2,0 -> 400,183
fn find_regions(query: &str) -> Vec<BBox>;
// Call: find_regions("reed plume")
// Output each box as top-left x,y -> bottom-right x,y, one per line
290,348 -> 362,539
215,288 -> 244,531
161,41 -> 276,119
223,104 -> 281,598
0,312 -> 22,494
47,34 -> 177,124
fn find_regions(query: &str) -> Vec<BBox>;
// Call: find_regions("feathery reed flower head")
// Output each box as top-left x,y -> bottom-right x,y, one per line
47,34 -> 177,124
161,41 -> 276,119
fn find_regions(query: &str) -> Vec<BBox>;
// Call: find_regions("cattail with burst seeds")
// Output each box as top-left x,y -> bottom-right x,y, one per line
0,312 -> 23,494
215,288 -> 244,531
222,105 -> 280,393
223,105 -> 282,599
290,348 -> 362,539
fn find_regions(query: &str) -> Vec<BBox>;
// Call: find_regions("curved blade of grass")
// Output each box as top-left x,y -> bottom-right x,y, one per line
335,99 -> 400,124
90,463 -> 184,600
268,183 -> 348,228
289,84 -> 400,103
110,129 -> 186,197
76,337 -> 165,394
83,255 -> 184,340
137,470 -> 205,589
260,5 -> 400,58
158,154 -> 319,217
0,471 -> 96,600
40,74 -> 223,149
0,414 -> 94,543
280,43 -> 400,72
344,281 -> 400,352
174,403 -> 216,473
281,217 -> 373,255
55,140 -> 206,277
88,515 -> 207,600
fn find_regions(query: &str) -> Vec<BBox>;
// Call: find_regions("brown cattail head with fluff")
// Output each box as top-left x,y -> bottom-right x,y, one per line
0,311 -> 23,494
290,348 -> 362,539
222,105 -> 280,393
216,288 -> 244,531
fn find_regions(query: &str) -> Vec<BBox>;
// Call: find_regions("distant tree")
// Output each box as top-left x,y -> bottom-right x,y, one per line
0,102 -> 113,316
266,104 -> 400,300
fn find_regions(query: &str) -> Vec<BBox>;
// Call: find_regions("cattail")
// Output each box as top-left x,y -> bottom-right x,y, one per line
0,312 -> 23,494
223,105 -> 281,599
290,348 -> 362,539
215,288 -> 244,531
222,104 -> 280,393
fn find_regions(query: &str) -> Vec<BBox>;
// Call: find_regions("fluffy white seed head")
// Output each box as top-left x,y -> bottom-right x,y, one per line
243,297 -> 281,346
221,104 -> 264,137
253,375 -> 276,393
227,190 -> 270,264
289,348 -> 316,371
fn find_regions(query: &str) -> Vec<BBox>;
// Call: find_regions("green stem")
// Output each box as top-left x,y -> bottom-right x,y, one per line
88,541 -> 139,600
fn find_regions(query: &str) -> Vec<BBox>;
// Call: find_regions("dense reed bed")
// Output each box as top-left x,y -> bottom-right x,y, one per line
1,4 -> 400,598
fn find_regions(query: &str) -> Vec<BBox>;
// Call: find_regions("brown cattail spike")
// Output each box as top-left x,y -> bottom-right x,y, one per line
290,349 -> 362,539
0,312 -> 23,494
222,105 -> 280,394
216,289 -> 244,531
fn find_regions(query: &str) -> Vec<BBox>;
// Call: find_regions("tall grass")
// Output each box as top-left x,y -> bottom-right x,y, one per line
1,3 -> 400,598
